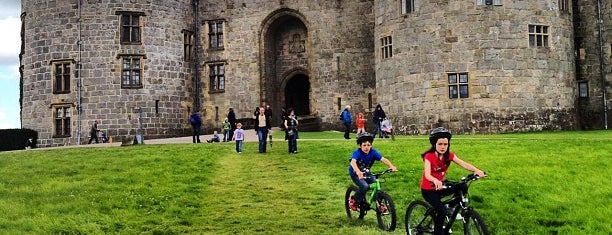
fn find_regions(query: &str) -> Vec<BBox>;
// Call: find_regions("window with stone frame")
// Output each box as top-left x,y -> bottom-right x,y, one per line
52,60 -> 72,94
381,36 -> 393,59
400,0 -> 415,14
209,63 -> 225,92
117,11 -> 144,44
578,81 -> 588,98
448,73 -> 469,99
529,25 -> 549,47
558,0 -> 569,11
183,30 -> 195,61
208,21 -> 224,50
477,0 -> 502,5
53,105 -> 71,137
121,56 -> 143,89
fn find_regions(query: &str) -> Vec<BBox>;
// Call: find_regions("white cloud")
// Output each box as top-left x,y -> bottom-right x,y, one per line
0,17 -> 20,69
0,105 -> 20,129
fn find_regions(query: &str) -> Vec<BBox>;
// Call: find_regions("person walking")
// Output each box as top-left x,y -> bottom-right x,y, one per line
189,111 -> 202,143
232,123 -> 245,153
255,106 -> 271,153
373,104 -> 386,138
88,120 -> 100,144
284,108 -> 299,154
227,108 -> 237,141
341,105 -> 352,139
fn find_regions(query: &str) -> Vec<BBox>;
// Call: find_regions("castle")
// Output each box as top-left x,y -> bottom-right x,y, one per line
19,0 -> 610,147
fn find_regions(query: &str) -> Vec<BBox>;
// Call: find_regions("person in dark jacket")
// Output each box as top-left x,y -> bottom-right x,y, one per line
227,108 -> 237,141
255,106 -> 271,153
189,111 -> 202,143
341,105 -> 352,140
373,104 -> 387,138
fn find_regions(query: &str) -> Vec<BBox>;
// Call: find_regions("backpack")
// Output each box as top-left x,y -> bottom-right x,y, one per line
339,111 -> 344,121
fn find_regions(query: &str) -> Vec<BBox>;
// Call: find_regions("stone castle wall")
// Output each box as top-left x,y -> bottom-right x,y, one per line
374,0 -> 580,134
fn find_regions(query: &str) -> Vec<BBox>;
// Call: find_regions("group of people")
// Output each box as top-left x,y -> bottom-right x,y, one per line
348,127 -> 485,235
189,104 -> 300,155
340,104 -> 392,140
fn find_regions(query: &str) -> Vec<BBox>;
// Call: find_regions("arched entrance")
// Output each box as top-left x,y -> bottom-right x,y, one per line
284,74 -> 310,116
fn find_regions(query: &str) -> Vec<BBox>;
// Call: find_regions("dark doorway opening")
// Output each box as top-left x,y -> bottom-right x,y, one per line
284,74 -> 310,116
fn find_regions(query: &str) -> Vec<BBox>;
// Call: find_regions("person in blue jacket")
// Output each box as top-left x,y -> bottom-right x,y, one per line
341,105 -> 352,139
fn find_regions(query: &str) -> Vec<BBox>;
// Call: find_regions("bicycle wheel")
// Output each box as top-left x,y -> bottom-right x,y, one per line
375,191 -> 397,231
344,186 -> 366,220
405,200 -> 434,235
463,209 -> 490,235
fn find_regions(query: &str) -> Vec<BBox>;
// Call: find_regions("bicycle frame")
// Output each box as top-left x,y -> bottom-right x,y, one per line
365,177 -> 382,204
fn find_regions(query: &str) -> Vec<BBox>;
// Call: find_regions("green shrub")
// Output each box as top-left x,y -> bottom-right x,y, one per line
0,128 -> 38,151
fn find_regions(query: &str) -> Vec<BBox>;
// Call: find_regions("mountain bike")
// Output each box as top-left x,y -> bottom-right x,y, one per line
344,168 -> 397,231
405,173 -> 489,235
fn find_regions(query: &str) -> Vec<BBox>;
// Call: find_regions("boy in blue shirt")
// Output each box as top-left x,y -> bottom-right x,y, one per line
348,132 -> 398,210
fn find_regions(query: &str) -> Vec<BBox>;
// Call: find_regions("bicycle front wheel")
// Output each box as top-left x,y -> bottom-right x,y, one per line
463,209 -> 489,235
375,191 -> 397,231
405,200 -> 434,235
344,186 -> 366,220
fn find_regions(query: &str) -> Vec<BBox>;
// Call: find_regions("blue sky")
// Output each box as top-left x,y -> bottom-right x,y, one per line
0,0 -> 21,129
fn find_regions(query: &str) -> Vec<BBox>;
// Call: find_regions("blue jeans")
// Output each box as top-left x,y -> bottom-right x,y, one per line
235,140 -> 243,153
287,129 -> 297,153
257,128 -> 269,153
349,171 -> 376,203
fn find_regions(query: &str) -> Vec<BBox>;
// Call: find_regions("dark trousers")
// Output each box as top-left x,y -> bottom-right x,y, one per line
287,129 -> 297,153
343,123 -> 351,139
422,189 -> 455,235
192,126 -> 201,143
227,123 -> 235,141
257,128 -> 269,153
88,133 -> 99,144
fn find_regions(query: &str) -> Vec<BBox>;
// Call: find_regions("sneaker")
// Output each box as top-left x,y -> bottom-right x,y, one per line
349,197 -> 358,211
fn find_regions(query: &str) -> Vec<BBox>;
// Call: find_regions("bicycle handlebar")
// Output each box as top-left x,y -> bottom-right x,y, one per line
363,168 -> 395,178
441,172 -> 486,189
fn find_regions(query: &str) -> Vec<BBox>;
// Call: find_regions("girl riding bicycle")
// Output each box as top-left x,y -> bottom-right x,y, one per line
421,127 -> 485,235
349,132 -> 398,210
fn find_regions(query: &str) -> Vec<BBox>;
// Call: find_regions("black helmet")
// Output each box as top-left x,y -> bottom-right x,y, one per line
429,127 -> 452,145
356,132 -> 375,145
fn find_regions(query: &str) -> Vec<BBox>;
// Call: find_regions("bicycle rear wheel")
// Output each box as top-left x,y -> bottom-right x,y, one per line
405,200 -> 434,235
463,209 -> 489,235
375,191 -> 397,231
344,186 -> 366,220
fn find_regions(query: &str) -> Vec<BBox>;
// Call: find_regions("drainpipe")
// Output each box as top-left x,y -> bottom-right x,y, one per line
596,0 -> 608,129
76,0 -> 83,144
193,0 -> 201,112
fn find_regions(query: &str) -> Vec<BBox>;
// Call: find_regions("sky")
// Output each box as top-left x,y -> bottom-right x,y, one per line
0,0 -> 21,129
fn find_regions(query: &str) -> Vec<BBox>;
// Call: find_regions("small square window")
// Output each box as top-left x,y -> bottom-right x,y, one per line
578,81 -> 588,98
448,73 -> 469,99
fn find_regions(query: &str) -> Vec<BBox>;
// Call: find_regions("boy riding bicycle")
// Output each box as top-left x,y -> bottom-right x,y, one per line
421,127 -> 486,235
348,132 -> 398,210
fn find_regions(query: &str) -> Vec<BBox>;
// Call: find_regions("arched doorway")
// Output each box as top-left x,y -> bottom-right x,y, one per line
284,74 -> 310,116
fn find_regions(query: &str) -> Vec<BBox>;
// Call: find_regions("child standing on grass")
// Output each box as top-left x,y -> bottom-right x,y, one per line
222,118 -> 231,142
348,132 -> 398,210
356,112 -> 366,135
232,123 -> 245,153
420,127 -> 486,235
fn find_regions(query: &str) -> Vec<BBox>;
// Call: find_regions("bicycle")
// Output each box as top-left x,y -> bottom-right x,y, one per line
344,168 -> 397,231
405,173 -> 489,235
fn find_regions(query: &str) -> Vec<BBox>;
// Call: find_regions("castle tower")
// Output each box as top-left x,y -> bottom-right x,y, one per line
373,0 -> 580,133
21,0 -> 197,146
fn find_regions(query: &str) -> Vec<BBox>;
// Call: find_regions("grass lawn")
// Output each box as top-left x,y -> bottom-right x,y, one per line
0,130 -> 610,234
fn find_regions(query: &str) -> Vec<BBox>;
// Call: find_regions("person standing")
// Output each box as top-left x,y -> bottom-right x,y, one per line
232,123 -> 245,153
255,106 -> 271,153
227,108 -> 237,141
373,104 -> 386,138
222,118 -> 231,142
341,105 -> 352,139
189,111 -> 202,143
88,120 -> 100,144
284,108 -> 299,154
356,112 -> 366,134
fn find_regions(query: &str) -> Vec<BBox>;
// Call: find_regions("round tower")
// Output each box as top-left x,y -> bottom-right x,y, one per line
374,0 -> 577,133
21,0 -> 197,146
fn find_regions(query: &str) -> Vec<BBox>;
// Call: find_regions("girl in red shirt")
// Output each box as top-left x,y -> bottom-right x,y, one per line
356,112 -> 366,134
420,127 -> 485,235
